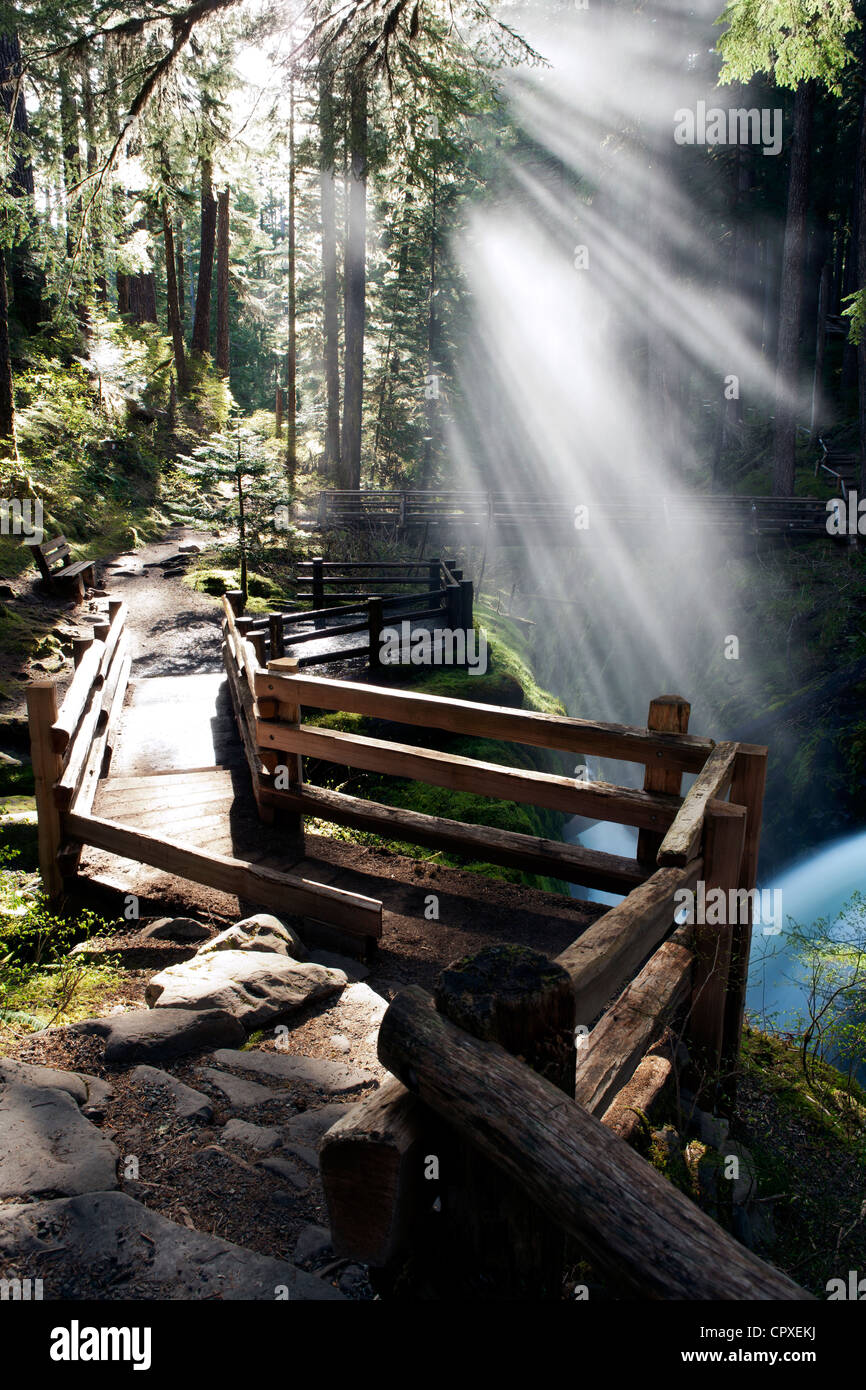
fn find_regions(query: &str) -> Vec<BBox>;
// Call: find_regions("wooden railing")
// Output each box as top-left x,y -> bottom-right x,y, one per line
243,558 -> 473,673
27,598 -> 384,937
315,488 -> 834,538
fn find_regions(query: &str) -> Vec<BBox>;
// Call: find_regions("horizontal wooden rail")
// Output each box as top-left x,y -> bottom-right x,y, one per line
255,721 -> 682,829
573,924 -> 693,1115
262,782 -> 648,892
254,671 -> 714,772
555,859 -> 703,1023
657,741 -> 739,866
62,810 -> 383,937
376,986 -> 811,1299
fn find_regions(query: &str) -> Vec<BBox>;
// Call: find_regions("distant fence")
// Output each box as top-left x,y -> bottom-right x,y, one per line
315,488 -> 838,540
244,558 -> 474,673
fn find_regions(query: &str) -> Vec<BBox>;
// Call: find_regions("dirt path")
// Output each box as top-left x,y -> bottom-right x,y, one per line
100,528 -> 222,679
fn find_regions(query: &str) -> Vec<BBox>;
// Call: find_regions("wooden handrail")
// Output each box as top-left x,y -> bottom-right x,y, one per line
254,670 -> 715,771
254,720 -> 683,829
376,986 -> 811,1300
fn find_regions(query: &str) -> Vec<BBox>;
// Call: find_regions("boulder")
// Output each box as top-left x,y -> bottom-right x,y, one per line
198,913 -> 307,960
0,1083 -> 119,1199
222,1118 -> 281,1151
75,1007 -> 245,1064
128,1066 -> 213,1123
146,951 -> 345,1029
0,1191 -> 345,1300
140,917 -> 212,943
0,1057 -> 88,1106
209,1048 -> 368,1094
197,1066 -> 274,1108
293,1224 -> 332,1266
257,1154 -> 308,1191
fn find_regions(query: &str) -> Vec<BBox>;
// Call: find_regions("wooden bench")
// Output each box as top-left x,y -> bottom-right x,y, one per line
31,535 -> 96,599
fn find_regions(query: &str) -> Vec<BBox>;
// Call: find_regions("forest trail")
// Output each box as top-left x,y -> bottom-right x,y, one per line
74,533 -> 604,997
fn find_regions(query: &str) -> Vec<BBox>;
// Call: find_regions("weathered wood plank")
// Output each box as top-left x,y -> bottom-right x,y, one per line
27,684 -> 64,900
657,741 -> 740,867
51,641 -> 105,753
688,800 -> 746,1076
555,859 -> 703,1023
321,1075 -> 426,1266
637,695 -> 690,864
253,671 -> 714,772
723,745 -> 769,1065
62,810 -> 383,937
73,649 -> 132,818
600,1052 -> 674,1145
255,722 -> 682,829
573,926 -> 693,1117
377,986 -> 811,1300
261,781 -> 647,892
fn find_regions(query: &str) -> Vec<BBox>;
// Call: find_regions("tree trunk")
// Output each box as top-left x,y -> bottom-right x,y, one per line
319,66 -> 341,476
286,75 -> 297,487
0,249 -> 15,448
192,157 -> 217,357
340,72 -> 367,491
81,62 -> 108,305
162,198 -> 188,393
175,220 -> 186,322
0,32 -> 42,335
773,82 -> 815,497
216,186 -> 230,375
810,259 -> 829,440
857,33 -> 866,496
421,145 -> 439,487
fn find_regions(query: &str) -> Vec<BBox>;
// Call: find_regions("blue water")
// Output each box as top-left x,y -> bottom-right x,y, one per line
747,830 -> 866,1031
566,818 -> 866,1035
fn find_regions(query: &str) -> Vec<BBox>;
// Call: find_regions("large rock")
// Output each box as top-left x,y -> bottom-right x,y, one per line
210,1048 -> 368,1094
0,1058 -> 88,1106
128,1066 -> 213,1123
74,1007 -> 245,1063
0,1191 -> 344,1300
222,1118 -> 281,1151
198,913 -> 307,961
139,917 -> 212,942
197,1067 -> 274,1108
146,951 -> 346,1029
0,1083 -> 119,1199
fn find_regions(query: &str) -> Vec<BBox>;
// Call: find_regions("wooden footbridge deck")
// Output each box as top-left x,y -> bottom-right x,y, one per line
315,488 -> 843,542
25,593 -> 811,1299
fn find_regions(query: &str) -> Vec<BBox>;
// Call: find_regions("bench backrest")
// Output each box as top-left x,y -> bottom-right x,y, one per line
33,535 -> 71,580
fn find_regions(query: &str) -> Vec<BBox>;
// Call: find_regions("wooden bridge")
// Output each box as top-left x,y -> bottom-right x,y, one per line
25,592 -> 810,1299
315,487 -> 841,542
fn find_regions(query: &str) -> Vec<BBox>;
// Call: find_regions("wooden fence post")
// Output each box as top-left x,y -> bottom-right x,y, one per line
268,613 -> 285,661
27,683 -> 64,903
266,655 -> 303,853
72,634 -> 93,669
459,578 -> 473,632
226,589 -> 245,617
312,557 -> 324,629
687,800 -> 746,1091
368,597 -> 383,675
722,744 -> 768,1067
428,557 -> 441,598
423,944 -> 576,1299
637,695 -> 690,866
